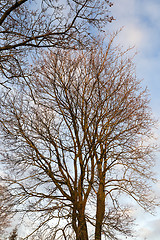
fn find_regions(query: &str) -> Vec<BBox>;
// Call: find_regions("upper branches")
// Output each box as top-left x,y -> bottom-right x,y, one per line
0,0 -> 27,26
0,0 -> 113,85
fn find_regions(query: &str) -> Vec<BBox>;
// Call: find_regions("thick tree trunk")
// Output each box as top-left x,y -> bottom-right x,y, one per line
72,207 -> 78,238
72,204 -> 88,240
77,217 -> 88,240
77,208 -> 89,240
95,181 -> 105,240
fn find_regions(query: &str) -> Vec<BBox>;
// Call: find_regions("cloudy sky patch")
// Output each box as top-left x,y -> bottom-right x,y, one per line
107,1 -> 160,239
108,0 -> 160,115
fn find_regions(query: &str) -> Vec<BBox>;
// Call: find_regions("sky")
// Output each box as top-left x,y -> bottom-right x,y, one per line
108,0 -> 160,239
7,1 -> 160,239
1,1 -> 160,239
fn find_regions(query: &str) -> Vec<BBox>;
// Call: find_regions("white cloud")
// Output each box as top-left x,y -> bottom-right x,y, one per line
108,0 -> 160,117
119,24 -> 144,48
138,218 -> 160,240
110,0 -> 160,52
106,2 -> 160,240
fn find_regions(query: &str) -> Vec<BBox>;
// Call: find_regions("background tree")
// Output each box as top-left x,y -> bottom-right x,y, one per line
0,0 -> 113,86
0,183 -> 13,235
0,36 -> 158,240
9,227 -> 18,240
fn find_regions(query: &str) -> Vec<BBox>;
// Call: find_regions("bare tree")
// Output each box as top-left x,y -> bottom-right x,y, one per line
0,36 -> 158,240
0,0 -> 113,85
9,227 -> 18,240
0,184 -> 13,235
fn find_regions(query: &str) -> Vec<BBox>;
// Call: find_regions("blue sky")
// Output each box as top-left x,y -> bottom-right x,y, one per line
108,1 -> 160,239
109,0 -> 160,117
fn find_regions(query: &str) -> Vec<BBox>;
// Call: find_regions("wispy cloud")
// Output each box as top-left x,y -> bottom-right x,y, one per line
108,0 -> 160,117
106,1 -> 160,239
110,0 -> 160,51
138,218 -> 160,240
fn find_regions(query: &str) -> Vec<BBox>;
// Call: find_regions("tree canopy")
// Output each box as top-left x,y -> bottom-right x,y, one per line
0,36 -> 158,239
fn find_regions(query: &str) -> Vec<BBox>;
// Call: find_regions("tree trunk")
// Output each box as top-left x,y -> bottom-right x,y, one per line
77,208 -> 88,240
95,181 -> 105,240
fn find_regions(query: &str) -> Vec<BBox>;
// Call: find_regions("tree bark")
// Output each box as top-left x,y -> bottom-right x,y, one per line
77,206 -> 89,240
95,180 -> 105,240
77,216 -> 88,240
